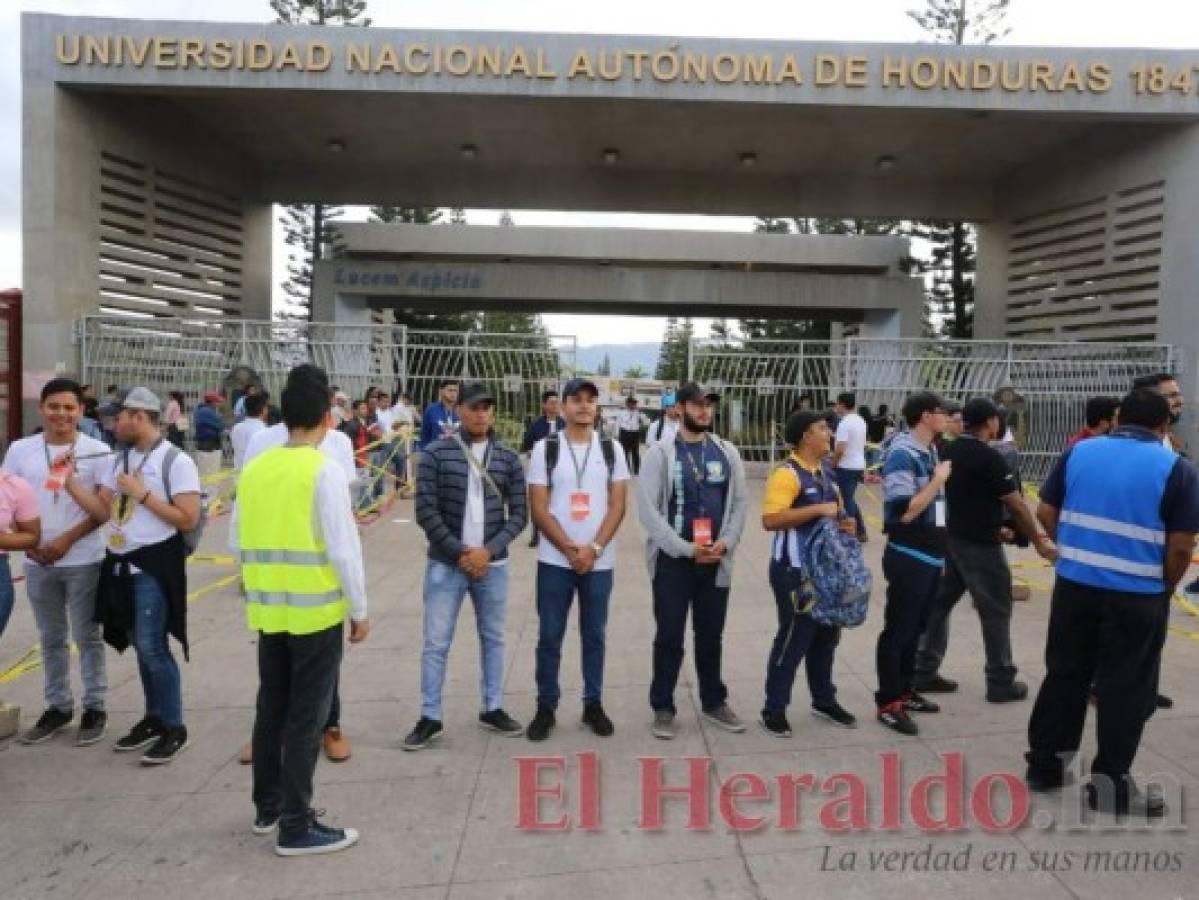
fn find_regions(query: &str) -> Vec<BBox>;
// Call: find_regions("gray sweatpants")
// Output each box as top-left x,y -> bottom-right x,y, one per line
25,562 -> 106,712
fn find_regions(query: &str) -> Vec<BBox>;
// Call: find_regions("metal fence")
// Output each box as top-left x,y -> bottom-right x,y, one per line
77,316 -> 576,448
78,316 -> 1178,481
690,337 -> 1180,479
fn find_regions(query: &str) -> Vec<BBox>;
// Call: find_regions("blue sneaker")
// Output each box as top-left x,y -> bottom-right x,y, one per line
275,816 -> 360,857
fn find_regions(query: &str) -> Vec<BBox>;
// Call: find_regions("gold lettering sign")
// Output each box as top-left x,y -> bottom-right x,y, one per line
57,35 -> 1199,101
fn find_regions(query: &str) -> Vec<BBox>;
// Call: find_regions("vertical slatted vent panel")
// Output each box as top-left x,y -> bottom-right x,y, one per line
1004,180 -> 1164,343
97,150 -> 245,319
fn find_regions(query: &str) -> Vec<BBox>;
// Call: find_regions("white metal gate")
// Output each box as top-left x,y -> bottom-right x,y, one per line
690,336 -> 1179,479
78,316 -> 576,448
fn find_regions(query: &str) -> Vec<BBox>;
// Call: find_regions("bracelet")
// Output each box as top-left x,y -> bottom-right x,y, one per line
140,490 -> 152,504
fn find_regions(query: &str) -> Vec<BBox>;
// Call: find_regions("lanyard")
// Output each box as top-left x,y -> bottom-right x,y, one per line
679,436 -> 709,485
116,438 -> 164,521
565,436 -> 593,490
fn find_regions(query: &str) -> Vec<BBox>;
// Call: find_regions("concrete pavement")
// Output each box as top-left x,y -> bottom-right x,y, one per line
1,476 -> 1197,900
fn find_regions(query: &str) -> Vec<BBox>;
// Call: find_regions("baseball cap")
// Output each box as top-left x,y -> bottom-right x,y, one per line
962,397 -> 1000,428
676,382 -> 721,405
117,386 -> 162,414
204,390 -> 225,404
458,382 -> 495,407
562,378 -> 599,399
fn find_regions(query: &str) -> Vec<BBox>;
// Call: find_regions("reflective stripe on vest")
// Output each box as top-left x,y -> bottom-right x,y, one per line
238,445 -> 348,635
1055,433 -> 1175,595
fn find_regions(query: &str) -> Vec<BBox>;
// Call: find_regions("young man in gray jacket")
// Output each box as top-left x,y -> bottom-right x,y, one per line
404,383 -> 528,750
636,382 -> 749,739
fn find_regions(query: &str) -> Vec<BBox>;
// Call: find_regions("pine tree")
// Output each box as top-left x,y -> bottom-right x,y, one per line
498,210 -> 516,227
272,0 -> 370,321
449,207 -> 468,224
907,0 -> 1009,336
597,354 -> 612,376
370,205 -> 442,225
655,317 -> 694,383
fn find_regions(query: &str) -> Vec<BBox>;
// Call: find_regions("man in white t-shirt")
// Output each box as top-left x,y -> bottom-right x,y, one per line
239,374 -> 357,762
525,377 -> 630,742
647,393 -> 681,446
231,391 -> 270,471
615,396 -> 650,475
94,387 -> 202,766
7,377 -> 110,747
832,391 -> 868,542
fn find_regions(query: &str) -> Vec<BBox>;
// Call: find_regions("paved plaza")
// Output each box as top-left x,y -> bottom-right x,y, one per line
1,476 -> 1197,900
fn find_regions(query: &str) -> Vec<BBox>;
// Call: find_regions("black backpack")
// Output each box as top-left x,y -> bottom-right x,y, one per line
544,433 -> 616,494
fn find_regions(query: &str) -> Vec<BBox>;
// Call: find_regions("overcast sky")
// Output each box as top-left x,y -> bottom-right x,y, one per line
4,0 -> 1199,345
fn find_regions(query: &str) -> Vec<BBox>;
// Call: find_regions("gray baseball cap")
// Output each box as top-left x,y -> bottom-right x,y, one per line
117,386 -> 162,414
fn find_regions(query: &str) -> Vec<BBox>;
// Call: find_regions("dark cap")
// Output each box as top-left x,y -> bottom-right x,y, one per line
784,411 -> 825,446
962,396 -> 1001,428
562,378 -> 599,399
676,382 -> 721,405
458,382 -> 495,407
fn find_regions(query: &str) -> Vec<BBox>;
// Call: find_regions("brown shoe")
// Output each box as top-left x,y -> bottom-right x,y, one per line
238,741 -> 252,765
323,727 -> 351,762
1012,584 -> 1031,602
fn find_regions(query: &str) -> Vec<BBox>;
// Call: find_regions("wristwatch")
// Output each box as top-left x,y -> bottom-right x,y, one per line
590,542 -> 604,555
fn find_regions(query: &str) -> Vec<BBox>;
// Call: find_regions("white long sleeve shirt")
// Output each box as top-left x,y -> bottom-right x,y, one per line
229,452 -> 368,623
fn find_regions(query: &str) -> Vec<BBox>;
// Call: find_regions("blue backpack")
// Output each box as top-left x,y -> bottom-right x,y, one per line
801,517 -> 873,628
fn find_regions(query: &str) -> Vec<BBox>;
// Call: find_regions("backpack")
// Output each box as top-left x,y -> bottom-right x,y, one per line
544,433 -> 616,495
800,517 -> 872,628
125,444 -> 207,556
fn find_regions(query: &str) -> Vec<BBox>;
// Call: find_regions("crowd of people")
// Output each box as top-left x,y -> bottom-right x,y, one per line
0,366 -> 1194,856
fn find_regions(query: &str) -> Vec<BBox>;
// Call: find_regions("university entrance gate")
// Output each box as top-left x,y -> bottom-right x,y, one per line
79,315 -> 1173,481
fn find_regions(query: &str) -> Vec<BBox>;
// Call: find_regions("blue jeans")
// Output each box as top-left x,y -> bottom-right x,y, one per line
0,555 -> 13,637
535,563 -> 613,709
420,559 -> 508,721
26,562 -> 106,712
130,573 -> 183,727
763,561 -> 838,713
835,467 -> 866,537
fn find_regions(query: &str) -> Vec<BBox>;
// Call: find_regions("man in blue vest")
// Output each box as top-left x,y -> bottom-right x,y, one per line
1025,389 -> 1199,817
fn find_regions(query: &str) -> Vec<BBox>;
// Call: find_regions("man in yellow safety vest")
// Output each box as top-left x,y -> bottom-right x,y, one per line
232,364 -> 370,857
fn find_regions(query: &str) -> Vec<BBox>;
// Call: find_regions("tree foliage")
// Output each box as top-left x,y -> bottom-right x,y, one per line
907,0 -> 1010,45
655,317 -> 694,383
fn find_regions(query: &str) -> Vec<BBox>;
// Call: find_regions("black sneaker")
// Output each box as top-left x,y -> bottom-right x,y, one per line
115,716 -> 167,752
479,708 -> 524,737
811,700 -> 857,729
76,709 -> 107,746
141,726 -> 188,765
1025,766 -> 1075,793
526,705 -> 555,742
1156,693 -> 1174,709
252,812 -> 280,836
276,815 -> 360,857
759,710 -> 792,738
402,717 -> 443,751
877,701 -> 918,736
18,708 -> 73,745
986,681 -> 1029,703
902,692 -> 940,714
1085,779 -> 1166,818
912,674 -> 959,693
581,702 -> 614,737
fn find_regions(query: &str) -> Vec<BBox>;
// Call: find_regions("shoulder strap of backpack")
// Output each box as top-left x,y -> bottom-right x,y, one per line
161,444 -> 180,502
545,434 -> 559,477
600,437 -> 615,480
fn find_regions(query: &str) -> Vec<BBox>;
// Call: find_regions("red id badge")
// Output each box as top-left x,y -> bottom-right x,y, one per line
693,517 -> 713,546
45,459 -> 70,493
570,491 -> 591,522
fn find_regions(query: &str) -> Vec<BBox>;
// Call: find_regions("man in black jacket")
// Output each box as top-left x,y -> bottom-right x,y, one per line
404,383 -> 528,750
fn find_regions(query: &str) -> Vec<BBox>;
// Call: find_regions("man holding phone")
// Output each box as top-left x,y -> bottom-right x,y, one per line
636,382 -> 749,739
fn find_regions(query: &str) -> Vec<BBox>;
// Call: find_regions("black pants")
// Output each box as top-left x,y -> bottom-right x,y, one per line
619,430 -> 641,475
649,554 -> 730,713
875,545 -> 942,706
1026,577 -> 1168,783
915,535 -> 1017,689
253,624 -> 344,834
763,561 -> 839,714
